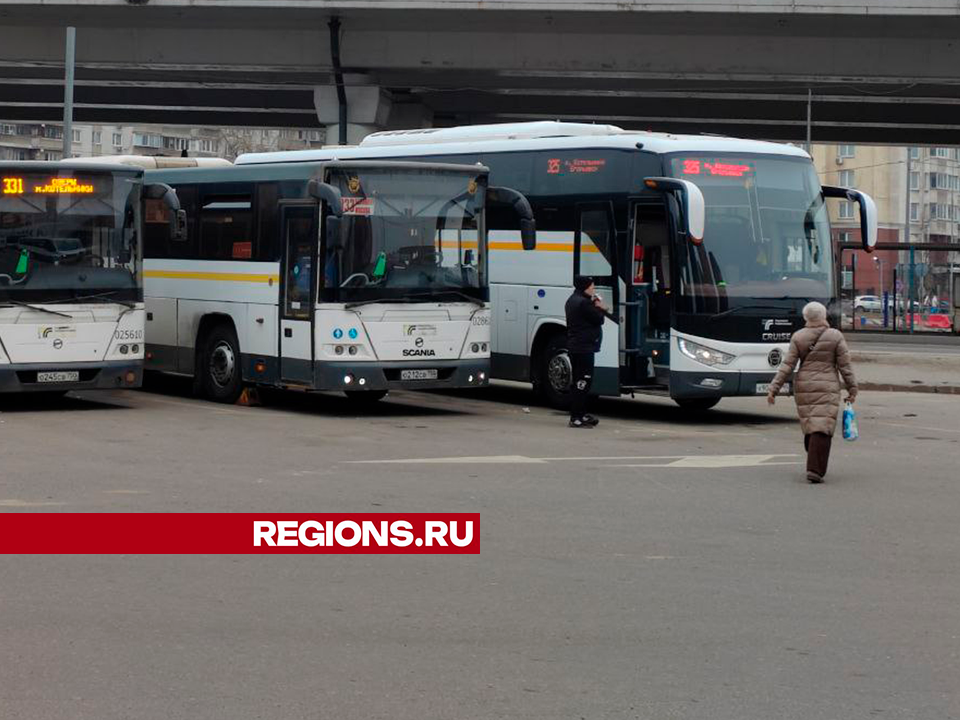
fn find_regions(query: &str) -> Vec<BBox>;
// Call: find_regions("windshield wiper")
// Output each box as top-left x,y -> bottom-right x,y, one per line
0,300 -> 73,319
709,303 -> 799,321
53,291 -> 136,309
345,291 -> 484,310
406,290 -> 485,307
344,297 -> 419,310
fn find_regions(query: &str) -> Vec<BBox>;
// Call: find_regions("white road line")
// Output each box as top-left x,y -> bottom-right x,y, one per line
348,453 -> 799,466
350,455 -> 549,464
0,499 -> 65,507
876,421 -> 960,435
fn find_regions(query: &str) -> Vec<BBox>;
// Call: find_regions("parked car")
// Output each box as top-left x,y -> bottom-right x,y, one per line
854,295 -> 882,313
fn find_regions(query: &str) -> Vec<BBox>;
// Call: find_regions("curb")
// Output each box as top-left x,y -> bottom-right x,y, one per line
859,382 -> 960,395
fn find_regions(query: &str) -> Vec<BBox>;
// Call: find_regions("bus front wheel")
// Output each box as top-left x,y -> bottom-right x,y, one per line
674,397 -> 720,412
539,334 -> 573,410
200,324 -> 244,404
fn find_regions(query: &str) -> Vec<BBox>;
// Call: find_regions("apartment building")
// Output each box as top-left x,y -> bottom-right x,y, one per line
812,143 -> 960,300
0,122 -> 325,162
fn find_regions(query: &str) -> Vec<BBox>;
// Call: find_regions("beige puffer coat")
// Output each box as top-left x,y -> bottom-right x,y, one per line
767,319 -> 858,436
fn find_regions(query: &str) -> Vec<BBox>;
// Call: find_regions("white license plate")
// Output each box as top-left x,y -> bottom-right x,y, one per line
401,369 -> 438,381
757,382 -> 790,395
37,371 -> 80,383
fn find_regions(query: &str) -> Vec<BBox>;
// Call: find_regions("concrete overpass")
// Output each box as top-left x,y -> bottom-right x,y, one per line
1,1 -> 960,143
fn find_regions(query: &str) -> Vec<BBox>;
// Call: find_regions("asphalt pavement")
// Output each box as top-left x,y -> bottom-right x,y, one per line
1,380 -> 959,720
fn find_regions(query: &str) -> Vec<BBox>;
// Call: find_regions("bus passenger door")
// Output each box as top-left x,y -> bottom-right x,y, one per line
279,203 -> 318,385
628,199 -> 672,383
574,203 -> 619,396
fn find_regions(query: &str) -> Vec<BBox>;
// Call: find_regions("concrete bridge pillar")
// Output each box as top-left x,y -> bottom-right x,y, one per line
315,74 -> 433,144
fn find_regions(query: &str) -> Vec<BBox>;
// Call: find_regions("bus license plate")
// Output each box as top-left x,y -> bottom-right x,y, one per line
757,382 -> 790,395
37,371 -> 79,383
401,369 -> 438,381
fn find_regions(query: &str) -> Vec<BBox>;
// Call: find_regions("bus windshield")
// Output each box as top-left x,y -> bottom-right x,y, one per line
322,166 -> 486,303
0,169 -> 142,304
668,154 -> 833,306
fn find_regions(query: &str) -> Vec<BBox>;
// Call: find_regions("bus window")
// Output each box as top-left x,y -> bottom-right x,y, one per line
200,193 -> 253,261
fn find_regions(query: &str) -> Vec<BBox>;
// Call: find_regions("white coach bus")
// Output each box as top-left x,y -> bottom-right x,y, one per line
0,161 -> 181,394
238,122 -> 877,411
107,157 -> 534,404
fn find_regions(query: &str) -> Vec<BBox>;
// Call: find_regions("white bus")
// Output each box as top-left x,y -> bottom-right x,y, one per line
0,162 -> 181,394
237,122 -> 877,411
125,157 -> 534,403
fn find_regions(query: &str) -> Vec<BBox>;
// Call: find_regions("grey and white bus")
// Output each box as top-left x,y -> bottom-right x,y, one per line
1,162 -> 181,394
93,157 -> 534,403
237,122 -> 877,411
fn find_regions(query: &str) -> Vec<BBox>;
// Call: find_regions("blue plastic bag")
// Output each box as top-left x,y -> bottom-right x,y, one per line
842,401 -> 859,441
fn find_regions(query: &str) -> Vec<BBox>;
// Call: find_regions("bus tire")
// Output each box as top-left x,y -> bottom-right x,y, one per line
200,323 -> 244,404
539,334 -> 573,410
344,389 -> 388,404
674,397 -> 720,412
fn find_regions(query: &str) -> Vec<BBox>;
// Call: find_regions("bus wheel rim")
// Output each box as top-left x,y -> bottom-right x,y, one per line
547,352 -> 572,393
210,341 -> 236,387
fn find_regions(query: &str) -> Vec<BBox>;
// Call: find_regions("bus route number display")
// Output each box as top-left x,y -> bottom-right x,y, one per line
2,177 -> 95,195
546,158 -> 607,175
679,159 -> 754,178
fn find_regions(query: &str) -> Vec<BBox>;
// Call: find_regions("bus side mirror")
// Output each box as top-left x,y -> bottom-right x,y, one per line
822,185 -> 877,253
174,209 -> 188,241
520,218 -> 537,251
463,249 -> 474,265
643,177 -> 705,244
488,185 -> 537,251
144,182 -> 186,241
309,179 -> 343,213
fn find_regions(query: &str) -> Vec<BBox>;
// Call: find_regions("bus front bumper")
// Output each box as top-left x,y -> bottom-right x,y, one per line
670,370 -> 786,400
315,359 -> 490,392
0,361 -> 142,393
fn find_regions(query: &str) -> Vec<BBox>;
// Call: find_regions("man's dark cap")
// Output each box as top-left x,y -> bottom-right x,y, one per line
574,275 -> 594,293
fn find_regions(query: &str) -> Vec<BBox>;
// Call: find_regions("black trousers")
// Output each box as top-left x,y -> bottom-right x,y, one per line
570,352 -> 595,420
804,432 -> 833,477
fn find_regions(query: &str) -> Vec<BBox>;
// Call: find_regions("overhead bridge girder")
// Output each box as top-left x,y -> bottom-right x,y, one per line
2,4 -> 960,142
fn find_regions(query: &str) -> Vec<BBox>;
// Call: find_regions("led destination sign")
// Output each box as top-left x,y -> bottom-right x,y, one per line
678,159 -> 755,179
3,177 -> 96,195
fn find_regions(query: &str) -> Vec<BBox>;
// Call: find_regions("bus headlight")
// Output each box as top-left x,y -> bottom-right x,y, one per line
678,338 -> 735,367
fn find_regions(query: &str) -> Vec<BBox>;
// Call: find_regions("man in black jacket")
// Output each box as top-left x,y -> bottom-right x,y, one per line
565,275 -> 609,428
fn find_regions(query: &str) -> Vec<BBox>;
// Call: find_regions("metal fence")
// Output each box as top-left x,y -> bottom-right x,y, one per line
838,243 -> 959,335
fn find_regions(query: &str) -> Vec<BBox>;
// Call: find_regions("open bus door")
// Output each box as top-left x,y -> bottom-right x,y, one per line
626,198 -> 672,386
574,202 -> 620,396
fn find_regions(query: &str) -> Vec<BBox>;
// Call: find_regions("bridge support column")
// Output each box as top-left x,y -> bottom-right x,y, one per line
315,75 -> 391,145
315,75 -> 434,144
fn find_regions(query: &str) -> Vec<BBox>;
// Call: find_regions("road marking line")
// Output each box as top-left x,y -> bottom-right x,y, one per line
348,453 -> 799,466
876,421 -> 960,435
350,455 -> 549,464
0,499 -> 65,507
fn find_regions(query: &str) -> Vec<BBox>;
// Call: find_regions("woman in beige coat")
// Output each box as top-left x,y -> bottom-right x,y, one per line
767,301 -> 858,483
